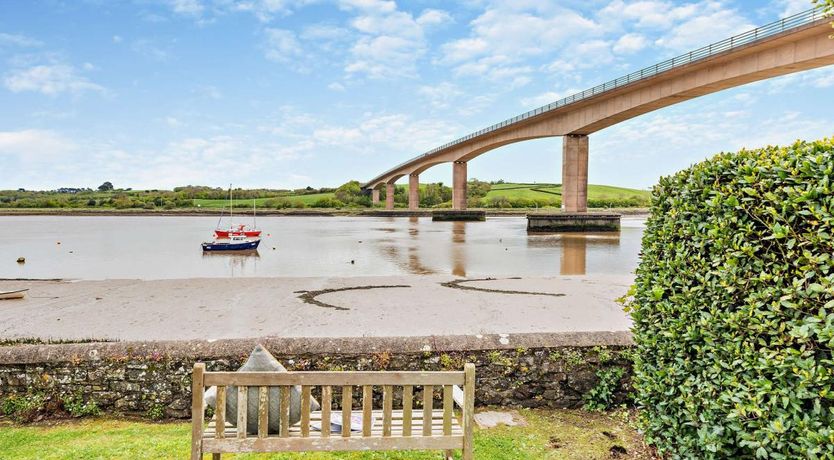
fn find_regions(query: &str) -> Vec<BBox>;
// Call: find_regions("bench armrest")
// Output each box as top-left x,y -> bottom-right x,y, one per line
452,385 -> 465,409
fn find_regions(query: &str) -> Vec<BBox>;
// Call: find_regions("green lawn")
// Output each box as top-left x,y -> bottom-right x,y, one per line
0,409 -> 655,459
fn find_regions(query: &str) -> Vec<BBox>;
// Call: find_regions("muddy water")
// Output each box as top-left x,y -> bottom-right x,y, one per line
0,216 -> 644,280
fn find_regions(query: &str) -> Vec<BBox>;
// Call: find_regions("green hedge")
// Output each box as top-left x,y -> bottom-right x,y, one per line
629,139 -> 834,458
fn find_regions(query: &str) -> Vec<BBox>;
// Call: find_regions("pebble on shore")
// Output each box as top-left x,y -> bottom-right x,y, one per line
17,257 -> 25,264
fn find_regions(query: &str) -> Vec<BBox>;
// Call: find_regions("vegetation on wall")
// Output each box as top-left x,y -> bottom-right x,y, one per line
627,138 -> 834,458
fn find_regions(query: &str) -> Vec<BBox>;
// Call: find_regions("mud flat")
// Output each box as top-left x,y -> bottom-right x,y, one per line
0,275 -> 632,342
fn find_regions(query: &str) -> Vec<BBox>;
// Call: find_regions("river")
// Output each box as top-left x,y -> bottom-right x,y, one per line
0,216 -> 644,280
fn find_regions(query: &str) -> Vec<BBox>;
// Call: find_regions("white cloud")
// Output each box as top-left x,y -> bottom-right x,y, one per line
112,35 -> 123,43
4,64 -> 105,96
774,0 -> 813,17
520,91 -> 567,108
132,39 -> 171,61
327,82 -> 346,91
418,82 -> 463,109
339,3 -> 450,79
0,129 -> 75,159
613,33 -> 648,54
654,5 -> 754,52
263,28 -> 305,68
416,9 -> 453,27
0,32 -> 42,47
170,0 -> 204,16
599,0 -> 700,29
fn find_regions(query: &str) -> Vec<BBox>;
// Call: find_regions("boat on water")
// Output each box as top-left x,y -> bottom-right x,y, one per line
214,186 -> 261,238
202,235 -> 261,252
0,289 -> 28,300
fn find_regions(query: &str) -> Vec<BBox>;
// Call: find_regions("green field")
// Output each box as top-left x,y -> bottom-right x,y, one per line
483,183 -> 650,202
193,192 -> 335,208
0,409 -> 654,459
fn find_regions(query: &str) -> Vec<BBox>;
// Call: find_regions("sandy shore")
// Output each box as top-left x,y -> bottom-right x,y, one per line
0,275 -> 632,341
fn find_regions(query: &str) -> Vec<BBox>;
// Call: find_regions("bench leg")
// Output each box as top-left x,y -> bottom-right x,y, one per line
212,454 -> 221,459
444,449 -> 454,459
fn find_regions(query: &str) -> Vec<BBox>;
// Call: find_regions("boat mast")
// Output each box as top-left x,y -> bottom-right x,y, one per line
253,199 -> 257,228
229,183 -> 233,222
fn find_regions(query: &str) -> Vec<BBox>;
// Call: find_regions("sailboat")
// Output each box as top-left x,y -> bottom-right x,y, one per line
214,185 -> 262,238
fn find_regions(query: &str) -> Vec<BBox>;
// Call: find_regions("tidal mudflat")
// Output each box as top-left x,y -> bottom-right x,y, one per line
0,275 -> 632,341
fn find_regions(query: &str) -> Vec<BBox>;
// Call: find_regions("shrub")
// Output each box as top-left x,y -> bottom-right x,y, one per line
62,393 -> 101,417
628,139 -> 834,458
583,367 -> 625,411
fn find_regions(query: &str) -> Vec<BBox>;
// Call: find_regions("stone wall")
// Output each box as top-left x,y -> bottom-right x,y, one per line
0,332 -> 633,420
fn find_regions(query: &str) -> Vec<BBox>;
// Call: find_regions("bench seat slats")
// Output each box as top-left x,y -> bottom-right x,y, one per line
204,372 -> 464,386
202,435 -> 465,453
204,409 -> 463,439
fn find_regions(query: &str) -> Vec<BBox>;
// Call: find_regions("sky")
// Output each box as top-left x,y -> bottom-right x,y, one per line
0,0 -> 832,191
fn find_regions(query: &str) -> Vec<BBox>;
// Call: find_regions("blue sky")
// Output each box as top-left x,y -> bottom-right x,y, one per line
0,0 -> 832,191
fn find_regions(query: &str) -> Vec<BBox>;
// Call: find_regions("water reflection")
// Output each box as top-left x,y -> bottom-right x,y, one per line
451,221 -> 467,277
527,232 -> 621,276
201,250 -> 260,276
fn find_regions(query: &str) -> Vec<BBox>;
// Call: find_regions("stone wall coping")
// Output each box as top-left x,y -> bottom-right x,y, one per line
0,332 -> 632,365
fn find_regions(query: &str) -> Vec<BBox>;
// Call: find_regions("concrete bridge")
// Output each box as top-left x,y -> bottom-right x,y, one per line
363,8 -> 834,212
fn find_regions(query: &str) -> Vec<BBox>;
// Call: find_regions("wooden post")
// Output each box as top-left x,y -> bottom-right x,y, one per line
301,386 -> 311,437
237,387 -> 247,439
402,385 -> 413,437
342,386 -> 352,438
362,385 -> 373,437
462,363 -> 475,460
190,363 -> 205,460
422,385 -> 433,436
258,386 -> 268,439
321,386 -> 332,438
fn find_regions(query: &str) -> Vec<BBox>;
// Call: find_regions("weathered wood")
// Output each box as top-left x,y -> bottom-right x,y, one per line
443,385 -> 453,436
204,371 -> 464,386
362,385 -> 372,437
202,435 -> 464,452
463,363 -> 475,460
257,386 -> 268,439
382,385 -> 393,437
280,386 -> 291,438
321,386 -> 331,438
190,363 -> 205,460
215,386 -> 226,439
402,385 -> 413,437
237,386 -> 247,439
342,385 -> 352,438
300,386 -> 311,438
193,366 -> 473,457
423,385 -> 433,437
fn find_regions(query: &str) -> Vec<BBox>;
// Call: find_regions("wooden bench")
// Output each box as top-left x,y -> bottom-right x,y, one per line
191,363 -> 475,459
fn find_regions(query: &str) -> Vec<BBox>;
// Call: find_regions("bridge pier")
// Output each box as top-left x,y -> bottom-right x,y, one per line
452,161 -> 467,210
561,134 -> 588,213
385,183 -> 395,210
371,188 -> 380,206
408,174 -> 419,210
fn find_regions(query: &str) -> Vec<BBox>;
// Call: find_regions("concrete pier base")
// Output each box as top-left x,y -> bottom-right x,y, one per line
527,213 -> 620,232
432,210 -> 485,222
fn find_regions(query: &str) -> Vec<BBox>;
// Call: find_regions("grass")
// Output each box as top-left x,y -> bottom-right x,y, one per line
0,409 -> 656,459
483,183 -> 650,202
192,192 -> 335,208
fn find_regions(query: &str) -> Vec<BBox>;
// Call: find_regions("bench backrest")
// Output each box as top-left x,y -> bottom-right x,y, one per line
191,363 -> 475,456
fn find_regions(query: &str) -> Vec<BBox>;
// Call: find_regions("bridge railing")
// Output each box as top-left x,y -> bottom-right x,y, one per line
366,7 -> 827,186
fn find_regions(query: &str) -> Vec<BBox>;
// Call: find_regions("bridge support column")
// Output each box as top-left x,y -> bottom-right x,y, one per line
408,174 -> 419,210
371,188 -> 380,206
452,161 -> 467,210
562,134 -> 588,213
385,183 -> 395,210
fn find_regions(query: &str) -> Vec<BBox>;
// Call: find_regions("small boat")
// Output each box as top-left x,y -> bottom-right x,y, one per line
0,289 -> 28,300
214,186 -> 261,238
202,235 -> 261,252
214,224 -> 262,239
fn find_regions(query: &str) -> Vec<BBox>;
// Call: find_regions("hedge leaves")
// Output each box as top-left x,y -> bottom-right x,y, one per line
630,139 -> 834,458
